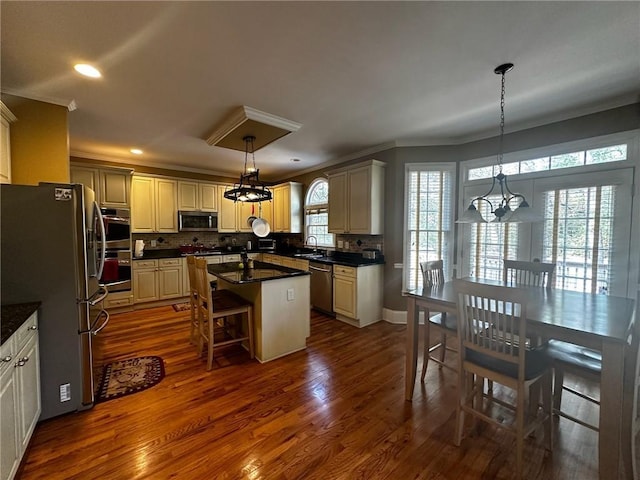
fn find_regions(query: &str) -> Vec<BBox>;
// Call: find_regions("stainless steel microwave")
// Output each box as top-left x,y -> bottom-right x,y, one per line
258,238 -> 276,250
178,210 -> 218,232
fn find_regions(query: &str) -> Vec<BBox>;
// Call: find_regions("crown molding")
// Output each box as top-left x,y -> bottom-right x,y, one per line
1,88 -> 77,111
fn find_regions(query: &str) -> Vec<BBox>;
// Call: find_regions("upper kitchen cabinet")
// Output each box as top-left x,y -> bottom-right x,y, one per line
0,102 -> 17,184
328,160 -> 385,234
70,164 -> 132,208
131,175 -> 178,233
272,182 -> 302,233
177,181 -> 218,212
217,186 -> 271,233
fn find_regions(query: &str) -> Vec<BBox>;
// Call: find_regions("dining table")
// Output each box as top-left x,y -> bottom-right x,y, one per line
403,277 -> 636,480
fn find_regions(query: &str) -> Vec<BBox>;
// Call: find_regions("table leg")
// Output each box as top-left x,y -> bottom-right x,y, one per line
405,297 -> 419,401
599,341 -> 626,479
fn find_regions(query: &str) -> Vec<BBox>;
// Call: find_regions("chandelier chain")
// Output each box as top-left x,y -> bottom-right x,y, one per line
497,70 -> 506,171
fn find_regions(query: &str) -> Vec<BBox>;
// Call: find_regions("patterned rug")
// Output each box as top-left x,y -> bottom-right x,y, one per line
172,302 -> 191,312
96,356 -> 165,403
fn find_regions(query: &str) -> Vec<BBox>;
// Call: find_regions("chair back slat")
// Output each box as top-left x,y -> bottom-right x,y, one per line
503,260 -> 555,288
455,280 -> 529,379
420,260 -> 445,288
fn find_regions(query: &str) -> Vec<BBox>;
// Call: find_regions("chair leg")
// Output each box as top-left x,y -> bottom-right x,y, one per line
207,315 -> 215,371
247,307 -> 255,359
542,372 -> 554,451
439,332 -> 447,367
553,368 -> 564,417
455,371 -> 468,446
516,385 -> 526,479
421,317 -> 431,381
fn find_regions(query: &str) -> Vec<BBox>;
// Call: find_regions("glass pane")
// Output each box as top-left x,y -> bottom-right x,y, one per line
586,144 -> 627,164
520,157 -> 549,173
468,166 -> 493,180
307,180 -> 328,205
541,185 -> 615,294
500,162 -> 519,176
550,151 -> 584,169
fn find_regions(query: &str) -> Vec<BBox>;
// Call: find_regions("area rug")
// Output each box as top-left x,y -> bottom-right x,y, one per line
172,302 -> 191,312
96,356 -> 165,403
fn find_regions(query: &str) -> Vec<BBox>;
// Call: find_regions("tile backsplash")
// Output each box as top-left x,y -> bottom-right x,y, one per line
132,232 -> 383,254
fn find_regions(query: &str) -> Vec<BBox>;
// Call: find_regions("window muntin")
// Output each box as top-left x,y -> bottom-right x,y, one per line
405,165 -> 454,291
304,178 -> 334,248
467,144 -> 627,180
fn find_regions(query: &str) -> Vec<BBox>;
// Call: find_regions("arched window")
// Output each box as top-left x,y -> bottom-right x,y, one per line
304,178 -> 334,248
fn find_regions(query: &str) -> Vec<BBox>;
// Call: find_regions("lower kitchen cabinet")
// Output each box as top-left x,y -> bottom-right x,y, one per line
333,264 -> 383,328
133,258 -> 184,304
0,310 -> 41,480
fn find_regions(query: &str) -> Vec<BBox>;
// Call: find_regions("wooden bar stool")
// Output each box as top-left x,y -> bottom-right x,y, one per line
186,255 -> 199,345
194,257 -> 254,370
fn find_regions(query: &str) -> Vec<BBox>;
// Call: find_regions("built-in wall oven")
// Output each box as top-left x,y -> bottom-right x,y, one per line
99,208 -> 131,292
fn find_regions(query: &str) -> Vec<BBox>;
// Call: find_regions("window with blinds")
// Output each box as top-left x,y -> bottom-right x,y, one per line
304,178 -> 334,247
541,185 -> 616,294
404,165 -> 455,291
468,194 -> 519,281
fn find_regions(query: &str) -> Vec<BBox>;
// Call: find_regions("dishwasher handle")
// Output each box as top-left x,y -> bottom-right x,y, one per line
309,265 -> 332,273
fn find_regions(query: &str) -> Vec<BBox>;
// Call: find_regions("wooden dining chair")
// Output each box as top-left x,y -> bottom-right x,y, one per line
454,280 -> 553,479
194,257 -> 255,370
419,260 -> 457,380
503,259 -> 556,289
547,299 -> 640,477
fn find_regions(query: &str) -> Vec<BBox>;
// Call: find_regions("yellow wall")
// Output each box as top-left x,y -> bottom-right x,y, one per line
2,94 -> 69,185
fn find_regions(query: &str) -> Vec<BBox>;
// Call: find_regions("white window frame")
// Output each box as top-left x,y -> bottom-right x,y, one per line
457,130 -> 639,298
304,177 -> 334,248
403,162 -> 456,292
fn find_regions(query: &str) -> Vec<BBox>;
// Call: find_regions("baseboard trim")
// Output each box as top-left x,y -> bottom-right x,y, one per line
382,308 -> 425,325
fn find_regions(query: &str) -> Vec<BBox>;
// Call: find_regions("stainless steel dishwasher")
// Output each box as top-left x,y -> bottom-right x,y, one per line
309,261 -> 334,315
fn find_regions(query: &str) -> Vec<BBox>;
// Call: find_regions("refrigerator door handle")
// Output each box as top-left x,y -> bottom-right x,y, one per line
94,202 -> 107,280
80,285 -> 109,306
91,309 -> 110,335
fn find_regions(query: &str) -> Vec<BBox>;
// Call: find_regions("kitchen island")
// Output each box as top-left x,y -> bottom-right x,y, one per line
207,261 -> 310,363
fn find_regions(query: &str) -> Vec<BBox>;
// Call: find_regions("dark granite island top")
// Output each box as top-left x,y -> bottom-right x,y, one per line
1,302 -> 40,345
207,261 -> 310,284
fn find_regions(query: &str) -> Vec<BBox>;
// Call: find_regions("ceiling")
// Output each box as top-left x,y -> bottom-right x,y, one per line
1,1 -> 639,181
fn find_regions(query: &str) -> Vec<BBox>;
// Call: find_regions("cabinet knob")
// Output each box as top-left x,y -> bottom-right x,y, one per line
15,356 -> 29,367
2,355 -> 12,363
29,325 -> 37,330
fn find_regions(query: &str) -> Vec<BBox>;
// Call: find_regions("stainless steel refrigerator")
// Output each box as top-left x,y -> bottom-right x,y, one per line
1,183 -> 108,420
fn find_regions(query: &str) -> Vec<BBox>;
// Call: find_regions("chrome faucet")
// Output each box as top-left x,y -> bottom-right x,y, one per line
306,235 -> 318,252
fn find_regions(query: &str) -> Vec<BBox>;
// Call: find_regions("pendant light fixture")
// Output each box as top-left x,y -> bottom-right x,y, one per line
456,63 -> 540,224
223,135 -> 272,203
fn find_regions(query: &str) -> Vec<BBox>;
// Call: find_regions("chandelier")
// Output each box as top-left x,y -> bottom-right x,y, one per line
456,63 -> 539,224
223,135 -> 272,203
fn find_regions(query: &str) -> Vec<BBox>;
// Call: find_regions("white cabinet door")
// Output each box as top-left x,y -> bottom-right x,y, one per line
333,274 -> 357,318
133,267 -> 159,303
0,361 -> 18,480
155,179 -> 178,232
199,183 -> 218,211
70,166 -> 100,197
131,176 -> 156,233
0,103 -> 16,185
346,166 -> 371,234
158,266 -> 182,299
178,181 -> 199,211
218,187 -> 239,232
101,170 -> 130,207
328,172 -> 347,233
15,333 -> 40,454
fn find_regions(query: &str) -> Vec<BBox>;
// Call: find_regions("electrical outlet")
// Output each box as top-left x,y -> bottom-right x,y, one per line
287,288 -> 295,301
337,240 -> 344,248
376,244 -> 382,251
60,383 -> 71,402
150,240 -> 157,247
344,241 -> 350,250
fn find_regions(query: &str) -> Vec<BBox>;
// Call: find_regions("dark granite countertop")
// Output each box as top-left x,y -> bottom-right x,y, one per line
208,261 -> 310,284
1,302 -> 40,345
133,248 -> 385,267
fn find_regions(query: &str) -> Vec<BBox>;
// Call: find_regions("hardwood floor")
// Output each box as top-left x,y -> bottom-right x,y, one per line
18,306 -> 601,479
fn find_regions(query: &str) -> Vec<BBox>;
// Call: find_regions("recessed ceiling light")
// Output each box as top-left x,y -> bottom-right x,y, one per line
74,64 -> 101,78
291,158 -> 301,162
130,148 -> 143,155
